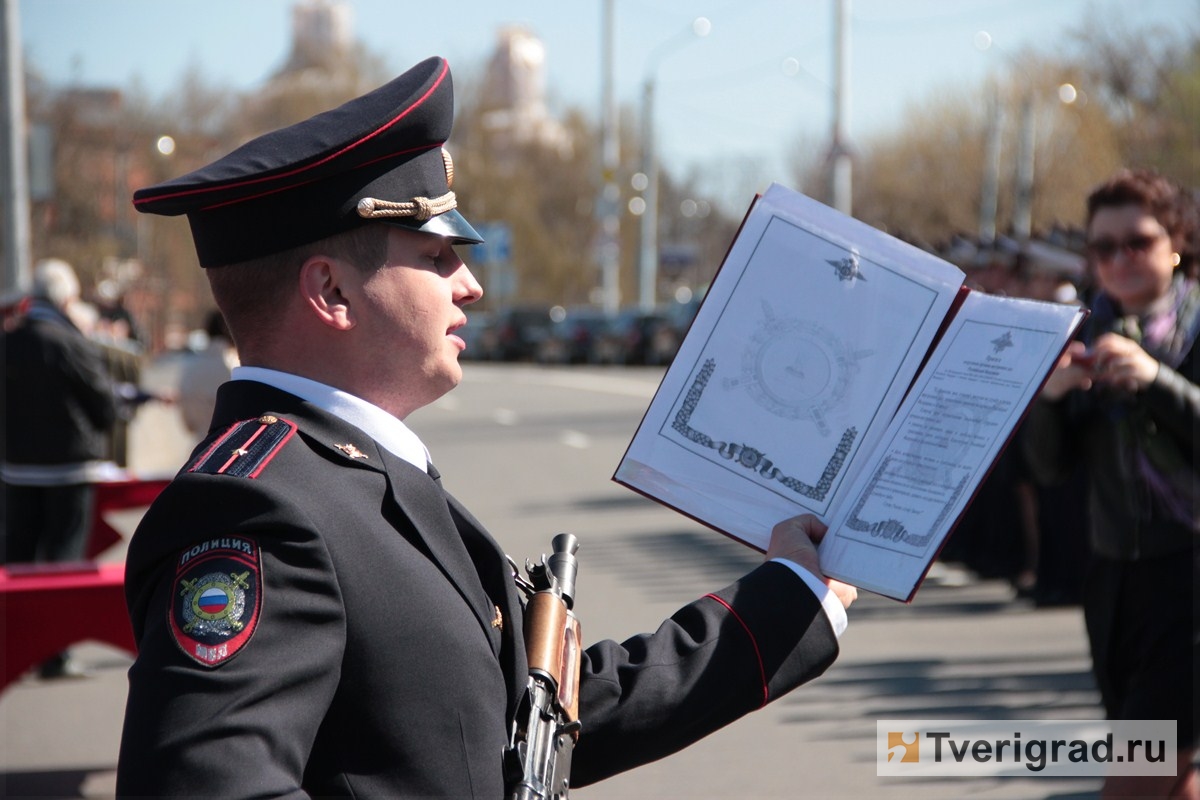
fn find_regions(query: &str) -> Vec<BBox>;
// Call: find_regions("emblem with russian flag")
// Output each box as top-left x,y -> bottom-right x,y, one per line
198,586 -> 230,614
170,538 -> 262,667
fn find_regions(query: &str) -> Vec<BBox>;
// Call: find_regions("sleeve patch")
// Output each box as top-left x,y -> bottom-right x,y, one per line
188,415 -> 297,478
169,537 -> 263,667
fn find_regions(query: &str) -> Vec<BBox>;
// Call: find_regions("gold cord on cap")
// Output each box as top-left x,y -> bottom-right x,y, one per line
355,148 -> 458,221
356,191 -> 458,221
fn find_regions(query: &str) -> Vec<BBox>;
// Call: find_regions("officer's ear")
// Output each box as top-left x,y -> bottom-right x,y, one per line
298,255 -> 357,331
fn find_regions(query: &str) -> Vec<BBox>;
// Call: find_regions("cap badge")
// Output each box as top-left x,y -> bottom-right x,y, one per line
442,148 -> 454,187
335,443 -> 369,460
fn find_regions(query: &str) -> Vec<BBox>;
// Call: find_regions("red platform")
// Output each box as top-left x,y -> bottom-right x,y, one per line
1,476 -> 169,691
87,476 -> 172,557
0,562 -> 134,691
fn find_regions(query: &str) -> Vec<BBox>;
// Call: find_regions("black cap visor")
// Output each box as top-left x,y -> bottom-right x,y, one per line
379,208 -> 484,245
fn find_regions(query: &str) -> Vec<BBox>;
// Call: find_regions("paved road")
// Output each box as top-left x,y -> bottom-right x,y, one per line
1,362 -> 1103,799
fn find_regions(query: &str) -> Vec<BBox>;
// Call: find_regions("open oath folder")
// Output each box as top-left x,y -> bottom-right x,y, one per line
614,183 -> 1087,602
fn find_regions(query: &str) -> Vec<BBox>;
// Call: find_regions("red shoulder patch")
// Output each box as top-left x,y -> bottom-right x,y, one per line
169,537 -> 263,667
187,415 -> 297,478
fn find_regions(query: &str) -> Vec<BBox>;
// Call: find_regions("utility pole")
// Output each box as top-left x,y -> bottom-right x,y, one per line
638,76 -> 657,311
979,88 -> 1003,245
1013,94 -> 1035,243
597,0 -> 620,314
1,0 -> 32,295
638,16 -> 710,312
828,0 -> 852,215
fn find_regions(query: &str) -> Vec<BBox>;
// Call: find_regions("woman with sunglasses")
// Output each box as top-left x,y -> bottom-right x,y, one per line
1024,167 -> 1199,798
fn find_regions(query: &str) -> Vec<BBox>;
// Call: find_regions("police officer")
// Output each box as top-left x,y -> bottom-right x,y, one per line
116,56 -> 855,798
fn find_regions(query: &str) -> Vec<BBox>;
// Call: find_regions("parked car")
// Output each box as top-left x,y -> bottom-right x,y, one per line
481,306 -> 556,361
592,299 -> 702,366
596,309 -> 665,365
656,297 -> 702,360
456,310 -> 493,360
536,308 -> 616,364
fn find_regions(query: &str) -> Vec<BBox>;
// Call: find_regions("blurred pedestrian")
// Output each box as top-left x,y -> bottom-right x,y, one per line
92,281 -> 151,467
177,309 -> 238,437
95,278 -> 145,350
1023,167 -> 1199,798
1,258 -> 120,678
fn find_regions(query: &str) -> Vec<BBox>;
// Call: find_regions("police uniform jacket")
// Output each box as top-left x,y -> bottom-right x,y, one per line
117,379 -> 839,798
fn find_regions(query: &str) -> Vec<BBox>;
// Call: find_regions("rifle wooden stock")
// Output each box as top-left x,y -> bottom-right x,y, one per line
524,593 -> 581,722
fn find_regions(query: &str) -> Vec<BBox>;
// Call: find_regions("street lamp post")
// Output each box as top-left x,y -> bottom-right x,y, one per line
828,0 -> 852,215
598,0 -> 620,315
638,16 -> 710,312
1,0 -> 32,295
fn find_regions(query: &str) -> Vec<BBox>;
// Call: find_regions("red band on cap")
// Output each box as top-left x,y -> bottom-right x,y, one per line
134,60 -> 450,208
197,142 -> 437,213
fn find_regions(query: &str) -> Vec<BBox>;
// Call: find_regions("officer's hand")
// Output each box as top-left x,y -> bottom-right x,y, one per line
765,514 -> 826,573
766,514 -> 857,610
824,577 -> 858,610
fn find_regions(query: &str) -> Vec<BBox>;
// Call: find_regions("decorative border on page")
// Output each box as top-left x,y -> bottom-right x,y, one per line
671,358 -> 857,502
843,455 -> 971,549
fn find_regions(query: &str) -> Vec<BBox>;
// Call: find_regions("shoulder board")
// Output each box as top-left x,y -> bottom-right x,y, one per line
187,415 -> 298,478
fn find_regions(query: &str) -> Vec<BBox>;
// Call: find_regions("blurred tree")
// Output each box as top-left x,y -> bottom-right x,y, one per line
784,130 -> 829,200
851,86 -> 990,246
788,12 -> 1195,248
166,59 -> 239,141
238,49 -> 391,141
842,53 -> 1125,246
658,166 -> 741,294
453,71 -> 663,308
1070,16 -> 1200,186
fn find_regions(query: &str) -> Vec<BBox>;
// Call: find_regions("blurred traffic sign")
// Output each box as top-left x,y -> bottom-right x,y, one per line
469,222 -> 512,265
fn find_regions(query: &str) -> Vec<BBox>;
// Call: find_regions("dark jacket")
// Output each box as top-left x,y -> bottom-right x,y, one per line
116,380 -> 838,798
2,299 -> 117,466
1023,288 -> 1200,560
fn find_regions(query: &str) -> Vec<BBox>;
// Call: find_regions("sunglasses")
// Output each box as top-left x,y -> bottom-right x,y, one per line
1086,231 -> 1165,261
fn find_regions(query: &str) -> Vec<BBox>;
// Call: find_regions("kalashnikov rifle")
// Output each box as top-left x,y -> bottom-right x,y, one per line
505,533 -> 582,800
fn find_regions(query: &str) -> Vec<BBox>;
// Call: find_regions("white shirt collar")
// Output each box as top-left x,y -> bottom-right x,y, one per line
231,366 -> 430,473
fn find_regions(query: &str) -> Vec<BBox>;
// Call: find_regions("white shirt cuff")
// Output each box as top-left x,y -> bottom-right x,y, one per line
771,558 -> 848,638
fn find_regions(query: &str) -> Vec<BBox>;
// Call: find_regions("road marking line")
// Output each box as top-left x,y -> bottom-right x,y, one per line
559,430 -> 591,449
